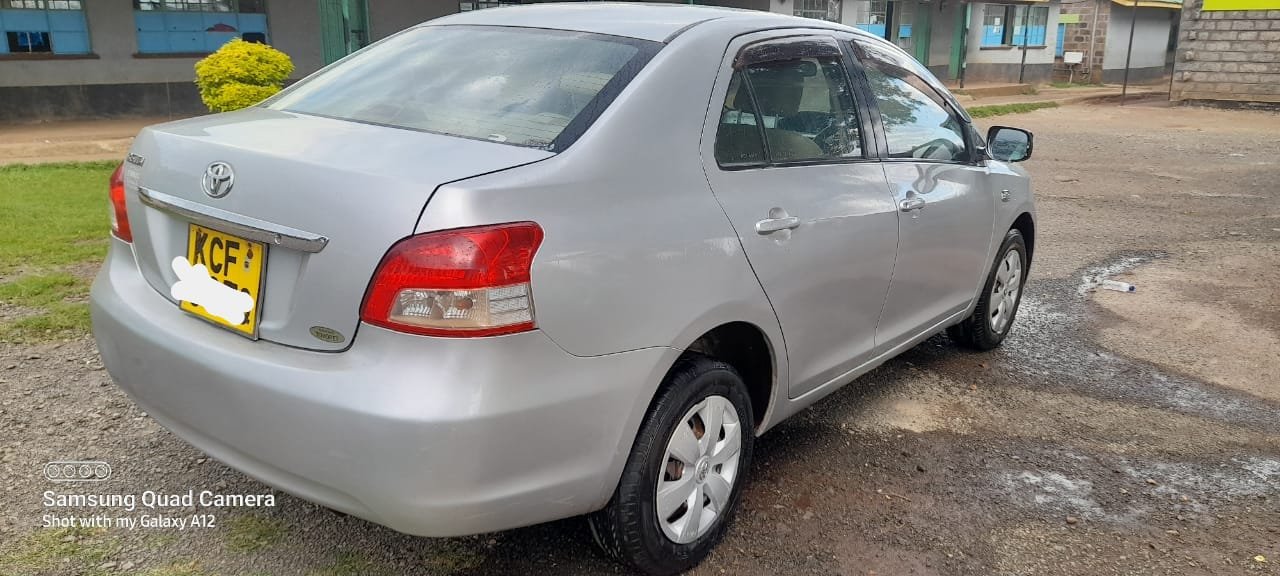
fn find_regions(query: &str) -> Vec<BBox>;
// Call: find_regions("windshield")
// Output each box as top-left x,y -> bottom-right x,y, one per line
267,25 -> 658,150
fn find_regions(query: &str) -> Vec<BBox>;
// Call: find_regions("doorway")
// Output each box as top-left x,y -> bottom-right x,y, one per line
320,0 -> 369,65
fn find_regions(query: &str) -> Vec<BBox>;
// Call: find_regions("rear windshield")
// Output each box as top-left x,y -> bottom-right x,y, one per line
266,25 -> 659,151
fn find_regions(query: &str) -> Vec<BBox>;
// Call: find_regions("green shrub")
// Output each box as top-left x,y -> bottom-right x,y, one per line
194,39 -> 294,113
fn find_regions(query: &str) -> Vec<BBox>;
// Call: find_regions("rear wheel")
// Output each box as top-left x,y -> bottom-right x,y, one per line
948,228 -> 1027,350
589,356 -> 753,576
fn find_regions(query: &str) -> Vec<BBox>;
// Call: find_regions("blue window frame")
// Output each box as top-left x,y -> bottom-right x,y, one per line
133,0 -> 267,54
982,4 -> 1049,47
854,0 -> 888,38
0,0 -> 90,55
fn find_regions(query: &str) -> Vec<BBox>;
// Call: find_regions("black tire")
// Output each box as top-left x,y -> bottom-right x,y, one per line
948,228 -> 1028,351
588,355 -> 754,576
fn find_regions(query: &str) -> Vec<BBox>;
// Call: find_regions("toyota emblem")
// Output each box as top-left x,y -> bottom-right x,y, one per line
202,161 -> 235,198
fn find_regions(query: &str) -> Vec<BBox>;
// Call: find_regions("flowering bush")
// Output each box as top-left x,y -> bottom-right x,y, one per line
194,39 -> 294,113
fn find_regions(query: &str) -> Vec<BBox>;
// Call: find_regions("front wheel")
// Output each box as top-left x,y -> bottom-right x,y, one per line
588,356 -> 754,576
948,228 -> 1028,350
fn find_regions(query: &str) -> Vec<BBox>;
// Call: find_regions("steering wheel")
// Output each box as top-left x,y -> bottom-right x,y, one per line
917,138 -> 962,160
814,121 -> 845,155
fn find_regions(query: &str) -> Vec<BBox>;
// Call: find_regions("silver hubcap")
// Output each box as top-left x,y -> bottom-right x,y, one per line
989,249 -> 1023,333
656,395 -> 742,544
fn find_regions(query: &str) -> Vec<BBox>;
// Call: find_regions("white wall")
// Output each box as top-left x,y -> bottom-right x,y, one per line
964,1 -> 1059,66
839,0 -> 872,27
926,1 -> 958,69
1104,5 -> 1173,70
768,0 -> 871,27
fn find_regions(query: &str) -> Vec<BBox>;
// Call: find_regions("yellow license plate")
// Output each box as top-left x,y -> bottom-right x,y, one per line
178,224 -> 266,337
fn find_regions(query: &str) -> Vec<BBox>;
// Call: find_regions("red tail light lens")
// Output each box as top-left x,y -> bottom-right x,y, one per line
108,162 -> 132,242
361,222 -> 544,337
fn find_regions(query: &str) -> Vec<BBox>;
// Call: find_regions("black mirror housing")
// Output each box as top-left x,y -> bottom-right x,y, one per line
987,126 -> 1034,163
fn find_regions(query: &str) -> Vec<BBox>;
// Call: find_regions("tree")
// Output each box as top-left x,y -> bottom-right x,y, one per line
194,39 -> 294,113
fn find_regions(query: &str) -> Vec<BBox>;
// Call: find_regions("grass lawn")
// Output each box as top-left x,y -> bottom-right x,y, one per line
0,161 -> 117,342
967,101 -> 1059,119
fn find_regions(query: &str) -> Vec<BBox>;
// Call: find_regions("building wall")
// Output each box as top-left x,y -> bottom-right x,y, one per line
1058,0 -> 1108,80
926,1 -> 959,71
272,0 -> 323,76
1102,4 -> 1175,82
368,0 -> 456,43
0,0 -> 342,121
0,0 -> 463,90
963,1 -> 1061,82
1,0 -> 192,88
766,0 -> 960,79
1171,0 -> 1280,103
766,0 -> 862,26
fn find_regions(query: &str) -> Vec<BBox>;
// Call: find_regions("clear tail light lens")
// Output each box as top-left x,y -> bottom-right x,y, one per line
108,162 -> 132,243
360,222 -> 544,337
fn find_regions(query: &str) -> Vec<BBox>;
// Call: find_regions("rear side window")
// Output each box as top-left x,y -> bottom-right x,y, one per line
714,71 -> 767,166
714,53 -> 864,167
267,26 -> 658,151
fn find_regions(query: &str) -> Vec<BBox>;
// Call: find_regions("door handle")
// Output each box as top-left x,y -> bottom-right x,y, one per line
755,213 -> 801,235
899,196 -> 926,212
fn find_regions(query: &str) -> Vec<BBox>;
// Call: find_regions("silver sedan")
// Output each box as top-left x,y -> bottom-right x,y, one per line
91,4 -> 1036,574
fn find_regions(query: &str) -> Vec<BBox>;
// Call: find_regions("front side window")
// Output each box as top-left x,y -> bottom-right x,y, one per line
859,49 -> 968,162
982,4 -> 1050,47
269,26 -> 655,150
133,0 -> 268,54
0,0 -> 89,55
714,54 -> 863,167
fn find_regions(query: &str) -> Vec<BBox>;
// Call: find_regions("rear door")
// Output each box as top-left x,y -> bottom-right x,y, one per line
701,32 -> 899,399
851,39 -> 997,351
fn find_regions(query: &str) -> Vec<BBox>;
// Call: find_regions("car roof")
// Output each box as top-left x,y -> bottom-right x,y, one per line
422,2 -> 847,43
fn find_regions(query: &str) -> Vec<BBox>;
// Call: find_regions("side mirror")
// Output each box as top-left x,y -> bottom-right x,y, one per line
986,126 -> 1033,163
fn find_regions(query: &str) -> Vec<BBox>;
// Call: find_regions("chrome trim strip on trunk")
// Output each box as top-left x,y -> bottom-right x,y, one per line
137,187 -> 329,253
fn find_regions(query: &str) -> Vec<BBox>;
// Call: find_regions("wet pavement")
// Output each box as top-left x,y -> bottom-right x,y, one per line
1,101 -> 1278,575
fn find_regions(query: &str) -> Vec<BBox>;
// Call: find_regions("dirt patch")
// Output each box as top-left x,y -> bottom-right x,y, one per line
0,302 -> 40,325
1091,243 -> 1280,403
0,117 -> 177,165
824,353 -> 1280,466
850,372 -> 975,434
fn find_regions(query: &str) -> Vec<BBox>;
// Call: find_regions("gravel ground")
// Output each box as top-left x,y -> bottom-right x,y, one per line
0,118 -> 167,166
2,101 -> 1279,576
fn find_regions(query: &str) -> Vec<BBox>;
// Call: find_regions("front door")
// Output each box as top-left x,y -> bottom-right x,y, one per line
702,32 -> 899,398
320,0 -> 369,65
852,39 -> 997,351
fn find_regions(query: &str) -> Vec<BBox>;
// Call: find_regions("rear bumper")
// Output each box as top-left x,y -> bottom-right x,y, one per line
90,239 -> 676,536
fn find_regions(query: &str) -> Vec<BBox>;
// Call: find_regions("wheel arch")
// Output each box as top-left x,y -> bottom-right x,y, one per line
677,321 -> 777,432
1011,211 -> 1035,267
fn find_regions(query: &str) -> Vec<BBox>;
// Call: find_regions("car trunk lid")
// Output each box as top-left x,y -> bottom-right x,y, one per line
124,108 -> 553,351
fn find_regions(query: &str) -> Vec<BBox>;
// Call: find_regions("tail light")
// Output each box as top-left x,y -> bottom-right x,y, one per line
361,222 -> 544,337
108,162 -> 132,242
